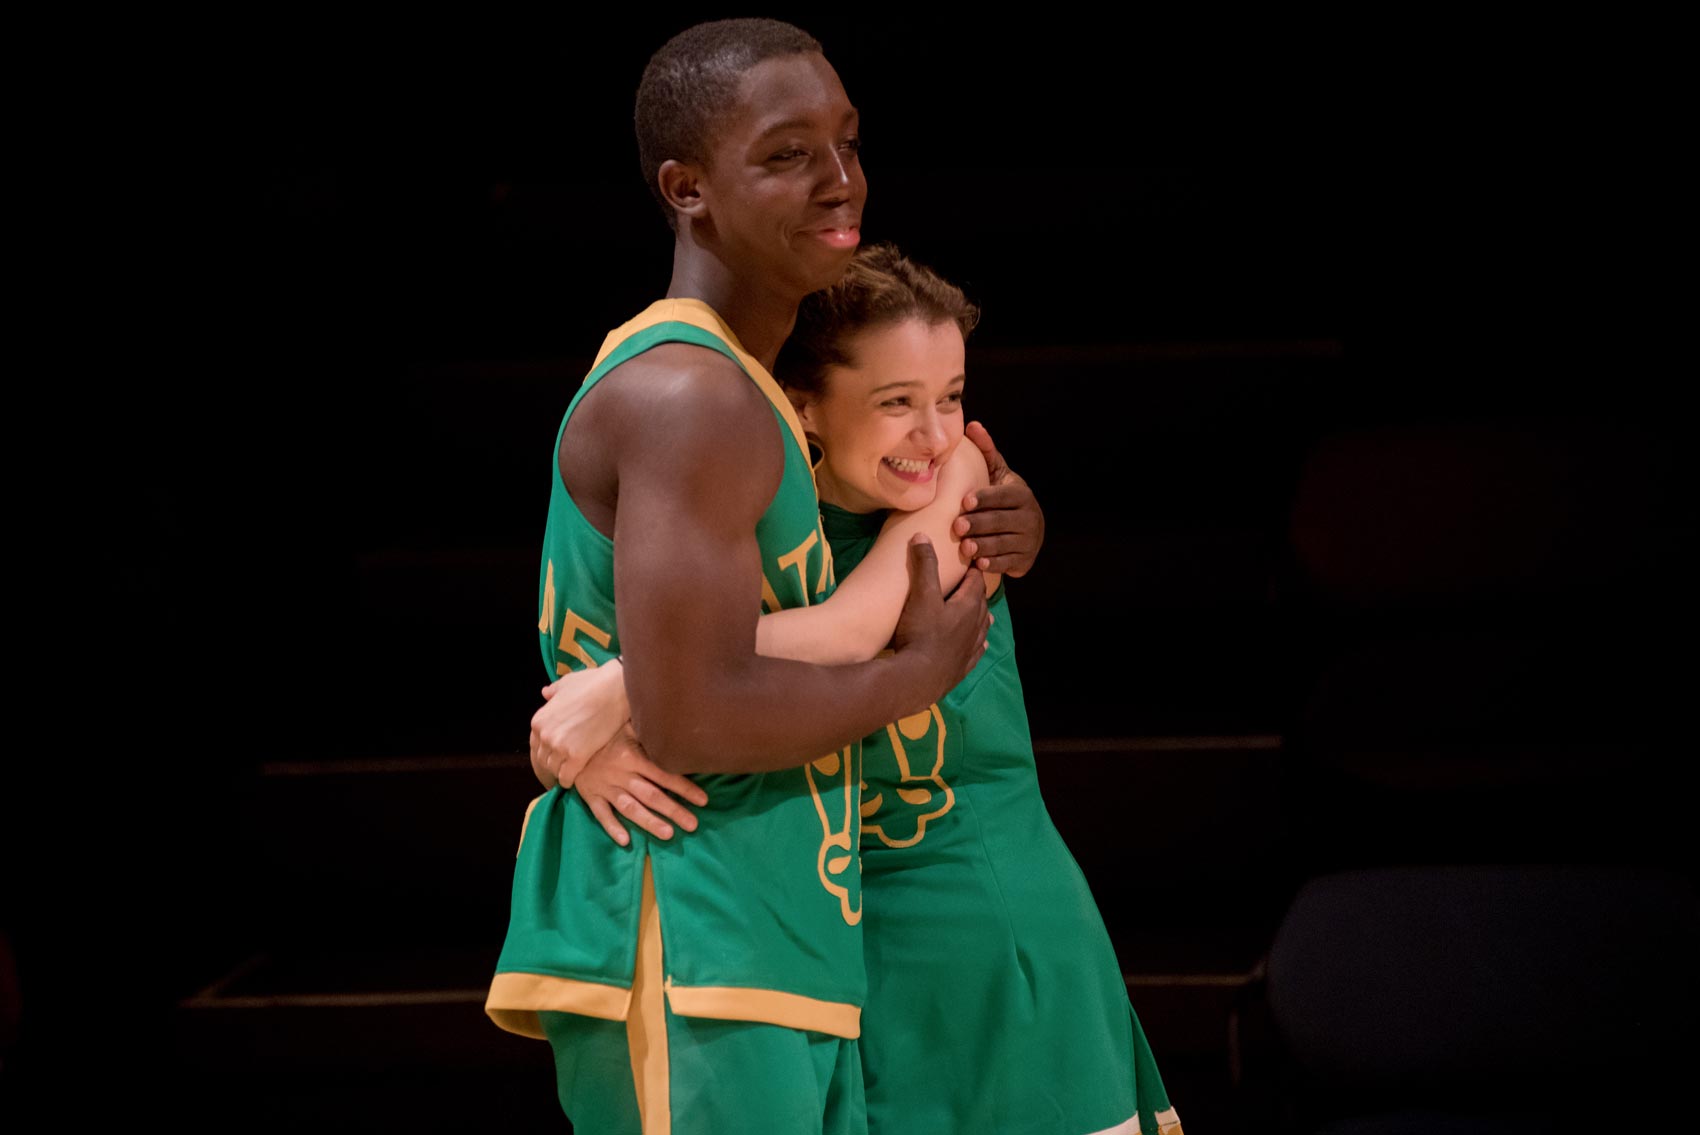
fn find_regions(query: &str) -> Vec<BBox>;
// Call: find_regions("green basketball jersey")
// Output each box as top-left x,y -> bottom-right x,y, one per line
489,299 -> 865,1042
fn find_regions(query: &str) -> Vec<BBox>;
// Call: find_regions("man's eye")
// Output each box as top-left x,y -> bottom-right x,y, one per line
839,136 -> 862,154
770,148 -> 806,162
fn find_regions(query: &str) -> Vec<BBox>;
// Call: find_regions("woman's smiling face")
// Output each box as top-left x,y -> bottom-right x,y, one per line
796,318 -> 967,513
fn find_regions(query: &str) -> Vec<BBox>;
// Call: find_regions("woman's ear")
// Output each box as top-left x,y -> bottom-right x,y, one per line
790,393 -> 817,432
790,396 -> 826,469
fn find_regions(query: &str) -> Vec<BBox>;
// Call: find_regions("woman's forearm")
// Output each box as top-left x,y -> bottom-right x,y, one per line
755,443 -> 990,665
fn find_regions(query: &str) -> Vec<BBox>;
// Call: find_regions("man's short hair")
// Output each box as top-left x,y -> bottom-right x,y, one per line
635,18 -> 823,230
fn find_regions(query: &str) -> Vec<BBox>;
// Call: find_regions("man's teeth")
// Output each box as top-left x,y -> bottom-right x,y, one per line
884,457 -> 929,474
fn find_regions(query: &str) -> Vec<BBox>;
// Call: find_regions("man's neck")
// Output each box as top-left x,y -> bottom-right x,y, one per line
665,241 -> 799,373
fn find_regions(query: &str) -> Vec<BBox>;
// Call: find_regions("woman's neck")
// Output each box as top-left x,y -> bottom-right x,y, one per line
812,468 -> 884,516
804,441 -> 863,514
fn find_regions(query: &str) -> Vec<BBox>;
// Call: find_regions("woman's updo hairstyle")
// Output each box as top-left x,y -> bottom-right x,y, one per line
776,243 -> 980,398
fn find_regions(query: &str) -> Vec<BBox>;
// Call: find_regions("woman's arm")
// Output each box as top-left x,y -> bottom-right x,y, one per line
530,663 -> 707,845
756,442 -> 996,665
530,659 -> 631,790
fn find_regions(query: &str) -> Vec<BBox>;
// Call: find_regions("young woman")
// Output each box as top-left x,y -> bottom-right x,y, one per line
548,244 -> 1181,1135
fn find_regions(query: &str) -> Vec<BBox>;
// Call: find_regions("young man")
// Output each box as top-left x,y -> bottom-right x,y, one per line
487,20 -> 1042,1134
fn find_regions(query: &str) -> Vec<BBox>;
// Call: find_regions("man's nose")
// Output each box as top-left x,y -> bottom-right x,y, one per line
816,149 -> 855,199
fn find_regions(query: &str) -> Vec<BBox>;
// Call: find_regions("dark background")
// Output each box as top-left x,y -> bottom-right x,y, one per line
6,11 -> 1687,1131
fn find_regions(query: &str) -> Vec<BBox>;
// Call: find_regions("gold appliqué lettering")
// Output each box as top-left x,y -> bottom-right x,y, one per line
556,608 -> 613,675
862,704 -> 954,849
538,560 -> 557,633
815,531 -> 836,599
777,530 -> 820,605
805,744 -> 862,926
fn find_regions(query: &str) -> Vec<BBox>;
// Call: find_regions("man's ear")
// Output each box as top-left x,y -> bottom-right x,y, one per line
657,159 -> 708,223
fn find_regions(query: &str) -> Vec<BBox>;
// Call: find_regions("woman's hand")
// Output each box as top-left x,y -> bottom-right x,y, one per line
530,660 -> 630,791
952,421 -> 1046,577
574,725 -> 710,847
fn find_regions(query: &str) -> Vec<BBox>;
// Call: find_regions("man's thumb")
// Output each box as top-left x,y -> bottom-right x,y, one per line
906,533 -> 940,601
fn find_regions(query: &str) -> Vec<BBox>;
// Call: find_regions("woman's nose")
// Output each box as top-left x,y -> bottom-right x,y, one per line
913,410 -> 948,451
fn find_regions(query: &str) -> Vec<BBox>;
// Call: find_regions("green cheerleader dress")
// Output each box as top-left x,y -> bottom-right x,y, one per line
823,503 -> 1182,1135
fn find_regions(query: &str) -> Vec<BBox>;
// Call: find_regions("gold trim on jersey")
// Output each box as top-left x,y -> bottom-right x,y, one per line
485,973 -> 635,1038
1088,1117 -> 1141,1135
485,962 -> 864,1043
514,793 -> 545,856
663,981 -> 862,1039
588,298 -> 816,491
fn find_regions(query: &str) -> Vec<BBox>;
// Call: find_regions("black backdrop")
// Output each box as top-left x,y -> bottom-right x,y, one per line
9,10 -> 1681,1121
135,11 -> 1366,758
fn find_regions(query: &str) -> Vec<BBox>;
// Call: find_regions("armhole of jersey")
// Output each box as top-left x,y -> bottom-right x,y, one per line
549,322 -> 810,536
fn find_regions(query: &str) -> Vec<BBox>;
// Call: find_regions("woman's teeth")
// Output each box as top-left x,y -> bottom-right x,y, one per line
884,456 -> 930,475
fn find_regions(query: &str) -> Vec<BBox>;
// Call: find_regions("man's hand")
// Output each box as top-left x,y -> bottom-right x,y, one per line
574,725 -> 710,847
952,421 -> 1045,577
530,661 -> 630,791
891,534 -> 990,710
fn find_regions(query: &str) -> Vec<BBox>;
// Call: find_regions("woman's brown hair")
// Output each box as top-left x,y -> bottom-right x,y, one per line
775,243 -> 980,397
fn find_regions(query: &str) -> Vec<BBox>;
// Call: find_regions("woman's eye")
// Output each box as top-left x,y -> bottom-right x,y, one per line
881,397 -> 909,409
942,391 -> 964,406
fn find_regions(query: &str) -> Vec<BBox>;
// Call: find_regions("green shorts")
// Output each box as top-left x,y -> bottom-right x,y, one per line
541,1011 -> 864,1135
537,859 -> 865,1135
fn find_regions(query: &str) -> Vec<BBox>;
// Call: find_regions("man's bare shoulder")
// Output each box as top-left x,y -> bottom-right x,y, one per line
593,342 -> 775,432
586,342 -> 784,506
562,343 -> 785,537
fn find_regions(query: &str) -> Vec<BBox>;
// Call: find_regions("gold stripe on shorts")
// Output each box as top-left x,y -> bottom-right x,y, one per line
628,857 -> 671,1134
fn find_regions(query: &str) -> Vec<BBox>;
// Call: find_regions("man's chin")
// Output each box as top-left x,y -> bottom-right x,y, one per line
798,248 -> 859,293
